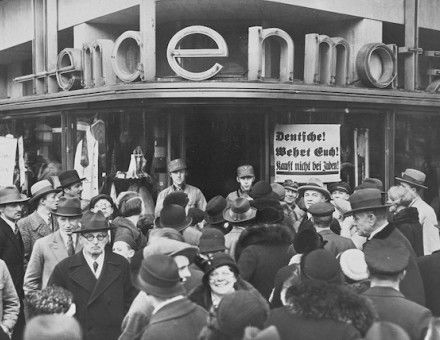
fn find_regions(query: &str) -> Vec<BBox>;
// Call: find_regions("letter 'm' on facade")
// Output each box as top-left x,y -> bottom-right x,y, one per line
166,26 -> 228,81
248,26 -> 294,82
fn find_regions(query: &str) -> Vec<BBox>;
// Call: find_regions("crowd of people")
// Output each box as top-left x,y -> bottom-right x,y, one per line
0,158 -> 439,340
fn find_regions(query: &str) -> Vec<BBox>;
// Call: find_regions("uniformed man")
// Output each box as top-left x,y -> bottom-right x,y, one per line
226,165 -> 255,202
155,159 -> 206,217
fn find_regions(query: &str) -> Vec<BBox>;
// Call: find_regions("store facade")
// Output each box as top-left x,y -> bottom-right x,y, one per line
1,0 -> 440,207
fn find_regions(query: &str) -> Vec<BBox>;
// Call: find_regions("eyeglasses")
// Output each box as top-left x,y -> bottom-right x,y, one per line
82,233 -> 108,242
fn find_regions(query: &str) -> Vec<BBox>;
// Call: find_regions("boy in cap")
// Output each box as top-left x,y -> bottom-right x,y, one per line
308,202 -> 355,257
227,165 -> 255,202
347,188 -> 425,307
363,238 -> 431,340
18,180 -> 60,264
396,168 -> 440,255
137,254 -> 207,340
155,158 -> 206,217
24,197 -> 83,294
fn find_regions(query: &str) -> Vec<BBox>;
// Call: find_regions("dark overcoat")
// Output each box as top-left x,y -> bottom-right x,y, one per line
48,250 -> 136,340
417,250 -> 440,316
363,286 -> 432,340
0,218 -> 24,299
365,223 -> 426,306
140,298 -> 207,340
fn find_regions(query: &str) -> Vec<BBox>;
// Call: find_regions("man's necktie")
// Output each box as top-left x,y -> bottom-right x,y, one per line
93,261 -> 99,273
66,234 -> 75,256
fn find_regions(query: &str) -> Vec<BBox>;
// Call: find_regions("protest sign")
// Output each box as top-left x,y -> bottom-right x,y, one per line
0,136 -> 17,188
274,124 -> 341,183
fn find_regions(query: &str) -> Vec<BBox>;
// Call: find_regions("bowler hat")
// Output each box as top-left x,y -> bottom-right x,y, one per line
271,183 -> 285,201
237,165 -> 255,178
205,195 -> 228,225
168,158 -> 187,173
298,178 -> 331,200
395,168 -> 428,189
223,198 -> 256,223
345,188 -> 390,216
72,210 -> 112,233
249,181 -> 279,200
283,179 -> 299,192
0,186 -> 29,206
328,182 -> 351,194
355,178 -> 384,191
308,202 -> 335,217
29,179 -> 61,204
364,238 -> 409,275
163,191 -> 189,208
199,227 -> 226,254
159,204 -> 192,231
136,254 -> 185,298
301,249 -> 343,284
52,197 -> 82,217
58,170 -> 85,188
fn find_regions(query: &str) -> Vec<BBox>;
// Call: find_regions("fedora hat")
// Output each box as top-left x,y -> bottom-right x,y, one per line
73,210 -> 112,233
29,180 -> 61,204
136,254 -> 185,298
0,186 -> 29,206
345,188 -> 390,216
58,170 -> 85,188
395,168 -> 427,189
298,178 -> 331,200
142,237 -> 199,263
223,197 -> 256,223
159,204 -> 192,231
168,158 -> 187,173
52,197 -> 82,217
206,195 -> 228,225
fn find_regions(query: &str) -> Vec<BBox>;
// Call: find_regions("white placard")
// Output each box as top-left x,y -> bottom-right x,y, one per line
274,124 -> 341,183
0,136 -> 17,188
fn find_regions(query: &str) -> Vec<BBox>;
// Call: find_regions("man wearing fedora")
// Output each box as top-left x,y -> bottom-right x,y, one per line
137,254 -> 207,340
23,197 -> 83,294
154,158 -> 206,217
224,197 -> 257,260
58,169 -> 89,211
0,186 -> 29,340
205,195 -> 230,235
296,178 -> 341,235
17,179 -> 60,265
347,188 -> 426,307
363,238 -> 432,340
48,210 -> 136,340
396,168 -> 440,255
226,165 -> 255,202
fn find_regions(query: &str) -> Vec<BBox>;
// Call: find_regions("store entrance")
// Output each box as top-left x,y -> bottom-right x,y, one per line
184,108 -> 265,200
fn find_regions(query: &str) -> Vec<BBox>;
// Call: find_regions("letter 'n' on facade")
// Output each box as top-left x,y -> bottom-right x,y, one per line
248,27 -> 294,82
304,34 -> 335,85
83,39 -> 116,88
332,37 -> 351,86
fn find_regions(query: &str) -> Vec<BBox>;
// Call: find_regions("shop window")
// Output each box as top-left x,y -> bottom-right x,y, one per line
0,115 -> 61,194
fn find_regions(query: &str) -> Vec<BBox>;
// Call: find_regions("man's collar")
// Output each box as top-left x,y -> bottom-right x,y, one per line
173,183 -> 186,191
368,220 -> 389,240
36,207 -> 51,224
0,214 -> 16,230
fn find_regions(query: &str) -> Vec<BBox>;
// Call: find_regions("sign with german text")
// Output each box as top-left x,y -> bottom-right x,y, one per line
274,124 -> 341,183
0,136 -> 17,188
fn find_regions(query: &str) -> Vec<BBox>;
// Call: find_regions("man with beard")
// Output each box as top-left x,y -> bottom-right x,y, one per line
227,165 -> 255,202
0,186 -> 29,339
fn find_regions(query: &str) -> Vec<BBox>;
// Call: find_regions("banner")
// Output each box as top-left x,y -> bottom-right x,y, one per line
274,124 -> 341,183
0,136 -> 17,188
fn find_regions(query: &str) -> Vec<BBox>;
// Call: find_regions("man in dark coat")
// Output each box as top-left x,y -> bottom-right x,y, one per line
417,250 -> 440,316
363,238 -> 432,340
48,210 -> 136,340
347,188 -> 426,306
138,254 -> 208,340
0,186 -> 29,339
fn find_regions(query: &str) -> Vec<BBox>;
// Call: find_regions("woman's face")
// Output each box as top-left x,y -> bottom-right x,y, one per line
91,198 -> 114,218
208,265 -> 237,296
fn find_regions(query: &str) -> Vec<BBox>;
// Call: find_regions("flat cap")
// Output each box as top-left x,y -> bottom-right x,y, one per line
328,182 -> 351,194
308,202 -> 335,217
364,238 -> 410,275
237,165 -> 255,178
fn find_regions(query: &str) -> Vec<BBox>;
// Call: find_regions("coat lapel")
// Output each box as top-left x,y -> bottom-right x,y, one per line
0,218 -> 22,254
68,252 -> 97,294
87,251 -> 121,306
48,231 -> 68,262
